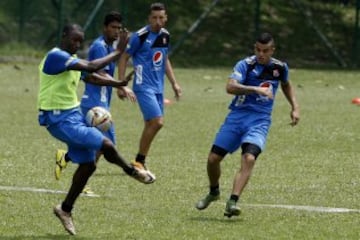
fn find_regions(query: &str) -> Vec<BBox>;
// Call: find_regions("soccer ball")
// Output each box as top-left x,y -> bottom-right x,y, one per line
85,106 -> 112,132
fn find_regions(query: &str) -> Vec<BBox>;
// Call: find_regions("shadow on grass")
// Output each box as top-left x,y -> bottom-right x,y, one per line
93,172 -> 124,177
0,234 -> 88,240
189,216 -> 244,223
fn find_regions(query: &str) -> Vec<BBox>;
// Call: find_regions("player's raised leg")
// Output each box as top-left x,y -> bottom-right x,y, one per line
101,138 -> 156,184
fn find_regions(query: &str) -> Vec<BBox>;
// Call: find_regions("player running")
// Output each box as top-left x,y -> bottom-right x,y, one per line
195,32 -> 300,217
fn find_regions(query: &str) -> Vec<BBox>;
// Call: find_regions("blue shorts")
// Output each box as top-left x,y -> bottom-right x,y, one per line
38,108 -> 104,164
213,110 -> 271,153
136,91 -> 164,121
81,106 -> 116,144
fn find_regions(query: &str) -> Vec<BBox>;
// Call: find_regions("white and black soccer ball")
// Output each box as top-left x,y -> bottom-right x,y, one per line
85,106 -> 112,132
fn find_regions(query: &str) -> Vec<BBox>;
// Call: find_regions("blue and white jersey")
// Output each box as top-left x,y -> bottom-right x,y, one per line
228,55 -> 289,115
81,36 -> 115,110
126,25 -> 170,94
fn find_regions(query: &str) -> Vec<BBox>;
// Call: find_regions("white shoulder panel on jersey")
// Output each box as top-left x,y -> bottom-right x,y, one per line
137,27 -> 149,36
271,57 -> 285,66
245,56 -> 256,65
159,28 -> 170,35
49,47 -> 60,53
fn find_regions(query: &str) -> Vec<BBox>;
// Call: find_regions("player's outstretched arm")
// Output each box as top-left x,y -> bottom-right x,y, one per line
83,72 -> 129,88
69,31 -> 129,73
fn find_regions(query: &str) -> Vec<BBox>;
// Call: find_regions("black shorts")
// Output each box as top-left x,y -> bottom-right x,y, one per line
211,142 -> 261,159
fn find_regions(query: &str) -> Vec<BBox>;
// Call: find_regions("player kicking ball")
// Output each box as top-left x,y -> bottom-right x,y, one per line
38,24 -> 154,235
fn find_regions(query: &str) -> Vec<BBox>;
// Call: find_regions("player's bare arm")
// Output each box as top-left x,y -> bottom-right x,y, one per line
226,78 -> 273,99
281,81 -> 300,126
68,31 -> 128,73
69,52 -> 121,73
165,58 -> 182,100
116,52 -> 135,101
84,72 -> 129,88
117,52 -> 131,81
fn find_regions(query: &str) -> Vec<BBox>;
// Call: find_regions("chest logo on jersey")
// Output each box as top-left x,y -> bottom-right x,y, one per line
153,51 -> 163,67
273,69 -> 280,77
256,81 -> 273,102
260,81 -> 272,88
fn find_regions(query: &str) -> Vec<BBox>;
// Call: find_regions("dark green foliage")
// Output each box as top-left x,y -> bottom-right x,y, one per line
0,0 -> 358,68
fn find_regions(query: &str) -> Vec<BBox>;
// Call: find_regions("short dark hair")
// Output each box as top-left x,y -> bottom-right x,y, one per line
104,11 -> 122,26
256,32 -> 274,45
62,23 -> 83,37
150,2 -> 166,12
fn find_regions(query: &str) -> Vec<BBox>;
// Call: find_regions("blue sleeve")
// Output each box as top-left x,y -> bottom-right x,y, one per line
126,33 -> 141,56
43,49 -> 80,75
229,60 -> 248,83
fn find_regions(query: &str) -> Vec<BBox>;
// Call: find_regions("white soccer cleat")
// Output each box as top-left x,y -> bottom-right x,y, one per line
53,204 -> 76,235
131,167 -> 156,184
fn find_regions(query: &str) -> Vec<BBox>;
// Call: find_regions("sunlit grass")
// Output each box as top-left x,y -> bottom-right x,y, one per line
0,64 -> 359,239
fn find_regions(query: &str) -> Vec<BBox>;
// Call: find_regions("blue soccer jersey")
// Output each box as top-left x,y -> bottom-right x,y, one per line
213,56 -> 289,152
126,25 -> 170,94
228,55 -> 289,114
80,36 -> 115,110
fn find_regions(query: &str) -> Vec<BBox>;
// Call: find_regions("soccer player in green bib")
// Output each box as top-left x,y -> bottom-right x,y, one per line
37,23 -> 154,235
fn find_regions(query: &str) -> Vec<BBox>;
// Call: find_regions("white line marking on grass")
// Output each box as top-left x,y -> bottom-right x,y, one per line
0,185 -> 100,198
2,185 -> 357,212
244,203 -> 360,213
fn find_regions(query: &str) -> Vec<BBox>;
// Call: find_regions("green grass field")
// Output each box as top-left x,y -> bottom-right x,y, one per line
0,63 -> 359,239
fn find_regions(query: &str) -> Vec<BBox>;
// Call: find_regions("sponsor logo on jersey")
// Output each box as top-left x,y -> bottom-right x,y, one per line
273,69 -> 280,77
257,81 -> 273,102
260,81 -> 272,88
153,51 -> 163,67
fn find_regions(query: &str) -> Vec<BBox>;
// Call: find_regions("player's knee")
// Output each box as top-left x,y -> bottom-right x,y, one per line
148,117 -> 163,130
154,119 -> 163,130
208,155 -> 221,165
209,145 -> 227,163
243,153 -> 256,165
157,120 -> 164,129
241,143 -> 261,160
